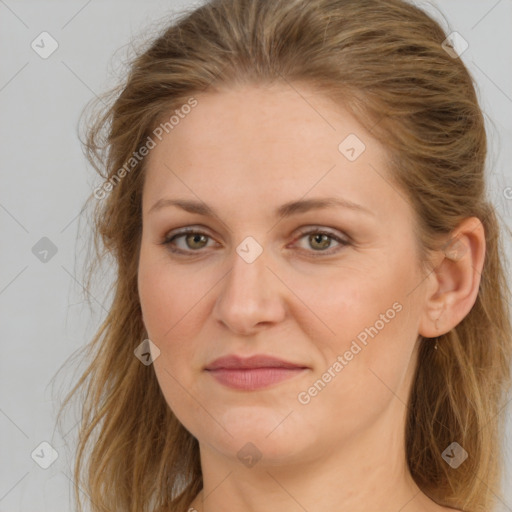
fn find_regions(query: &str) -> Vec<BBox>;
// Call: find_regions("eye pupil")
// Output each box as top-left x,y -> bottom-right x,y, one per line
187,233 -> 207,249
310,233 -> 331,250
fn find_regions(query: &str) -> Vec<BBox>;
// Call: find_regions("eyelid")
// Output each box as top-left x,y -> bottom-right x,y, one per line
293,225 -> 350,244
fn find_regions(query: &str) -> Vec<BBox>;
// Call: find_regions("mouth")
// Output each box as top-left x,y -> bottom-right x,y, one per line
204,354 -> 309,391
205,367 -> 308,391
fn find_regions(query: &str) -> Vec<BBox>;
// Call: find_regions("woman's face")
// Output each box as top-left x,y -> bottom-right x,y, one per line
138,83 -> 432,467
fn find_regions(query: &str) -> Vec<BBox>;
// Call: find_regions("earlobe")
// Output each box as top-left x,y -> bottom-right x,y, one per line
434,303 -> 445,332
420,300 -> 446,339
418,217 -> 486,339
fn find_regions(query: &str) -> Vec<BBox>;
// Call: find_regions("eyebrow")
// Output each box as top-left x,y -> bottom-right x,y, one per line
148,196 -> 374,218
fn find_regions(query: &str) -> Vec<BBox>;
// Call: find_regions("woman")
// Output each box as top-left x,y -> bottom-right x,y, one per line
59,0 -> 512,511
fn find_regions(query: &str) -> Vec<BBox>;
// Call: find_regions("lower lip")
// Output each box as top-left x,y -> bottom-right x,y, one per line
206,367 -> 307,390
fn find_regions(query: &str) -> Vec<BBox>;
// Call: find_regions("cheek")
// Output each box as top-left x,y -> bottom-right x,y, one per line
137,250 -> 208,343
286,266 -> 399,352
137,256 -> 207,432
293,300 -> 419,443
137,251 -> 218,389
295,261 -> 420,393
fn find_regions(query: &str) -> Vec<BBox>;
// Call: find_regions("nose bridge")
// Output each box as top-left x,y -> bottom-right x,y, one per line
213,237 -> 285,333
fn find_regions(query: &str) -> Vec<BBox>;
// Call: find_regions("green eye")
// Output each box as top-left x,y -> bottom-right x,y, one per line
163,229 -> 213,253
307,233 -> 334,250
293,228 -> 350,257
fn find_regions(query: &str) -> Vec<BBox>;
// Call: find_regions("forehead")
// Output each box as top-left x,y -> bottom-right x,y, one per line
142,83 -> 404,222
150,83 -> 360,161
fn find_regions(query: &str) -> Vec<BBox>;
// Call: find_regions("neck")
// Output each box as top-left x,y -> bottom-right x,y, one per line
188,421 -> 434,512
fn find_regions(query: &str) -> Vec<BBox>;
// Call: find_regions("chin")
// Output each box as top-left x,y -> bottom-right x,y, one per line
192,408 -> 321,466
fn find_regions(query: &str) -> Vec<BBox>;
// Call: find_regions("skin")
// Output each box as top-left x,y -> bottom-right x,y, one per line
137,82 -> 485,512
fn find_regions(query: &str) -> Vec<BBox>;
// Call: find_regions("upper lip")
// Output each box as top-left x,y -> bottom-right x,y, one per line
205,354 -> 308,370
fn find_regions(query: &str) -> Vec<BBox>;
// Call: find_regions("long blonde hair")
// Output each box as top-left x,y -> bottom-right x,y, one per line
57,0 -> 512,511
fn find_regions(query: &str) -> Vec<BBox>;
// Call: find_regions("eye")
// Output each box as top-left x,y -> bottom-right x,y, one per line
291,227 -> 350,257
161,227 -> 216,255
160,226 -> 351,257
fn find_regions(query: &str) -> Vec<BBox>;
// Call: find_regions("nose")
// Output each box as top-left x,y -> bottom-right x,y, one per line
212,242 -> 287,336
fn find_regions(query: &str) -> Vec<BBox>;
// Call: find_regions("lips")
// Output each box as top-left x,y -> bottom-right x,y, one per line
204,354 -> 309,391
204,354 -> 308,371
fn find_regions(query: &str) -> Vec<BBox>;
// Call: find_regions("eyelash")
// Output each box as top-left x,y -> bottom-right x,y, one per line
160,226 -> 351,258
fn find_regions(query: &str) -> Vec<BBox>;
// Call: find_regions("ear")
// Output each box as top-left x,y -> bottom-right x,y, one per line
418,217 -> 486,339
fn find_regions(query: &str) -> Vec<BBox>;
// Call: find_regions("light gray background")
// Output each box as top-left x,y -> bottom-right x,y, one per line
1,1 -> 511,511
